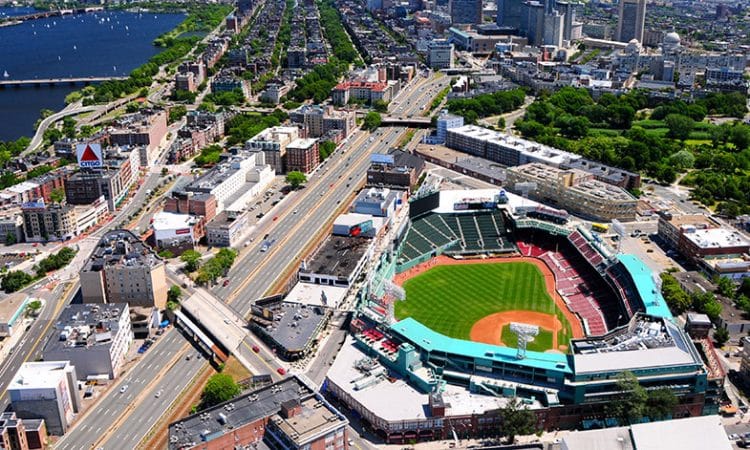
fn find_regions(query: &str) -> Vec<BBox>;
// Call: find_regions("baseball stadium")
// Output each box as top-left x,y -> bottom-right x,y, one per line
324,188 -> 726,444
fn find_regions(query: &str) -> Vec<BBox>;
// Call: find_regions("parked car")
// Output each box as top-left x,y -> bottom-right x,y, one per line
277,367 -> 286,375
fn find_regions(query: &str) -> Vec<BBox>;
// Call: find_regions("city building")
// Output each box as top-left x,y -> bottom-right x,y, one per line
164,191 -> 217,223
80,229 -> 168,309
290,105 -> 356,139
184,149 -> 273,212
425,110 -> 464,145
427,39 -> 454,69
168,376 -> 349,450
151,211 -> 204,250
298,236 -> 374,287
64,146 -> 141,212
249,297 -> 332,360
285,138 -> 319,174
0,411 -> 47,450
8,361 -> 80,435
497,0 -> 523,29
0,293 -> 30,338
175,72 -> 196,93
366,150 -> 425,189
352,187 -> 403,218
108,109 -> 168,153
205,210 -> 249,247
210,73 -> 251,100
0,213 -> 23,244
616,0 -> 646,43
504,163 -> 637,220
260,82 -> 290,104
331,81 -> 399,106
21,200 -> 76,242
561,416 -> 731,450
657,213 -> 750,263
245,126 -> 299,174
450,0 -> 482,24
42,303 -> 133,381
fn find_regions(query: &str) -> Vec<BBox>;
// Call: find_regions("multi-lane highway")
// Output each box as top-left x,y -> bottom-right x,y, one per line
51,74 -> 450,450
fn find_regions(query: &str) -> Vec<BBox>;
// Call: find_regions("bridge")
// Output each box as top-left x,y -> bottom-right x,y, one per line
0,7 -> 103,26
380,116 -> 432,127
0,76 -> 129,88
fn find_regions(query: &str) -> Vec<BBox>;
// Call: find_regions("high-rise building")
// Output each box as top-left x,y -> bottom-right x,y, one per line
522,1 -> 545,45
556,0 -> 576,40
80,229 -> 168,309
8,362 -> 80,436
616,0 -> 646,43
497,0 -> 523,28
427,39 -> 454,69
450,0 -> 482,24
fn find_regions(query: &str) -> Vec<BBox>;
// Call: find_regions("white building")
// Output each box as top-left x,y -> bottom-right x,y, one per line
427,39 -> 454,69
8,361 -> 80,435
185,150 -> 273,213
245,126 -> 299,174
73,196 -> 109,235
151,211 -> 200,246
426,110 -> 464,145
42,303 -> 133,382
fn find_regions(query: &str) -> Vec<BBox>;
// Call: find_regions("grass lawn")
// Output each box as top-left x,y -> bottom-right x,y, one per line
500,324 -> 554,353
395,263 -> 572,350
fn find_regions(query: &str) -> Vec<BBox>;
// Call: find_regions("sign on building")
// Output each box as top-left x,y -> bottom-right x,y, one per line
76,144 -> 103,169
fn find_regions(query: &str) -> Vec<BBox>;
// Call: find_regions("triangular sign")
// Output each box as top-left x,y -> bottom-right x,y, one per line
80,145 -> 99,162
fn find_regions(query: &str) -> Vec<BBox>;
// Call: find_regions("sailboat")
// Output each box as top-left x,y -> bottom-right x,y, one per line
3,71 -> 9,78
73,45 -> 77,50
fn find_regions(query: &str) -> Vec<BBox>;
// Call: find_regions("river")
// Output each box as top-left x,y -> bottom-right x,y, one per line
0,7 -> 185,142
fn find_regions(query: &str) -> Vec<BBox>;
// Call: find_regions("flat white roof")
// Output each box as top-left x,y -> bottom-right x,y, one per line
562,426 -> 634,450
684,227 -> 750,249
284,282 -> 348,308
327,337 -> 512,422
630,416 -> 732,450
574,346 -> 696,374
288,138 -> 318,149
334,213 -> 377,227
434,189 -> 540,214
9,361 -> 72,391
8,181 -> 39,194
151,211 -> 195,231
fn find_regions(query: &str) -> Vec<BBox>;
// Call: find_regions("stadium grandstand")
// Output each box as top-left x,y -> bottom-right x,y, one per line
325,188 -> 724,444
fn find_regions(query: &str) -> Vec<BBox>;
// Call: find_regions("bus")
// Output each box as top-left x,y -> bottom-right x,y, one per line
591,223 -> 609,233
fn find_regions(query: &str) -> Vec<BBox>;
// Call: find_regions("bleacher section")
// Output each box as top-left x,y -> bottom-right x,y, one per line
605,263 -> 645,318
568,230 -> 606,269
398,210 -> 516,265
516,230 -> 625,336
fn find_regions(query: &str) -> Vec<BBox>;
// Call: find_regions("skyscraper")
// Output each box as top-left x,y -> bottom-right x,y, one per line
497,0 -> 524,29
450,0 -> 482,24
616,0 -> 646,43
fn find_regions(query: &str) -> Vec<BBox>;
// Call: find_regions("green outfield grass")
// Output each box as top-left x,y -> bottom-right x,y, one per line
500,324 -> 554,353
394,262 -> 573,350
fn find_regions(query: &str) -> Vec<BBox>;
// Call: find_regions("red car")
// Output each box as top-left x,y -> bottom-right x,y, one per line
277,367 -> 286,375
273,216 -> 278,221
252,345 -> 260,353
223,279 -> 229,287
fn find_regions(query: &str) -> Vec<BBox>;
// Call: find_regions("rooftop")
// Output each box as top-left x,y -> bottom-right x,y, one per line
301,236 -> 371,279
271,396 -> 347,447
284,283 -> 348,308
8,361 -> 74,391
0,293 -> 28,326
255,301 -> 329,353
151,211 -> 198,232
44,303 -> 128,353
168,376 -> 345,450
617,254 -> 672,318
287,138 -> 318,150
509,163 -> 635,202
84,229 -> 162,272
571,314 -> 703,375
684,227 -> 750,250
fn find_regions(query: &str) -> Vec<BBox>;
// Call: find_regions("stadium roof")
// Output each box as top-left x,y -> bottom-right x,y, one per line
390,318 -> 572,374
617,254 -> 672,319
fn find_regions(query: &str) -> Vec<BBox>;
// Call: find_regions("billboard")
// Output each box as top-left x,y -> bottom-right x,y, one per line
454,200 -> 497,211
349,220 -> 373,237
175,228 -> 191,235
409,191 -> 440,218
76,143 -> 103,168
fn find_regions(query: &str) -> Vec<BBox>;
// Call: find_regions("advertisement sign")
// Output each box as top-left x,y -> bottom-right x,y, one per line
175,228 -> 191,235
76,143 -> 103,168
349,220 -> 373,237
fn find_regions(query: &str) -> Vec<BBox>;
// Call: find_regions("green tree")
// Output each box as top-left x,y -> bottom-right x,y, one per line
646,388 -> 677,420
714,327 -> 730,347
660,273 -> 692,314
169,105 -> 188,124
497,117 -> 506,129
1,270 -> 34,293
499,397 -> 538,444
26,299 -> 42,314
373,99 -> 389,113
715,276 -> 735,298
607,371 -> 648,424
669,150 -> 695,170
664,113 -> 694,140
286,171 -> 307,189
158,249 -> 174,259
363,112 -> 382,130
319,141 -> 336,161
5,232 -> 16,246
168,285 -> 182,304
49,188 -> 65,204
180,250 -> 202,272
201,373 -> 240,408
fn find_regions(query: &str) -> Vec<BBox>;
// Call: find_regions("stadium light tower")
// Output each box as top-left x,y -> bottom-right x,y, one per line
509,322 -> 539,360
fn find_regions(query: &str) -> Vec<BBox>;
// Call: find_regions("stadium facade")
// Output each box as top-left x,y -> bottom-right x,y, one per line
324,189 -> 723,444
